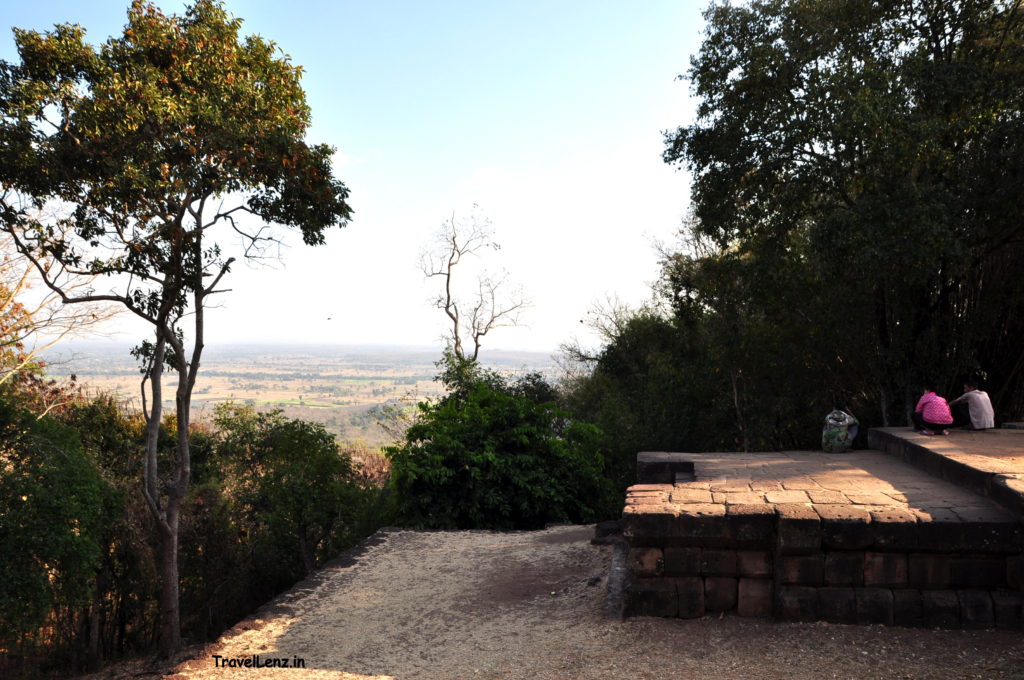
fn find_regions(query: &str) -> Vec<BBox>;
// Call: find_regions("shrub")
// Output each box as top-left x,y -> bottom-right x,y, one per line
214,403 -> 366,578
386,357 -> 616,530
0,390 -> 114,647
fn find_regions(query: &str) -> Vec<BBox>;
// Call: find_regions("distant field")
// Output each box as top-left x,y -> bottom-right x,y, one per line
43,342 -> 558,448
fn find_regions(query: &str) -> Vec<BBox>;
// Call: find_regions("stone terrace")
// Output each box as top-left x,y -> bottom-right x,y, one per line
870,427 -> 1024,515
621,429 -> 1024,629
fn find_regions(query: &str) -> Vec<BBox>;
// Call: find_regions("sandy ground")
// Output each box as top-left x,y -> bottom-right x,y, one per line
101,525 -> 1024,679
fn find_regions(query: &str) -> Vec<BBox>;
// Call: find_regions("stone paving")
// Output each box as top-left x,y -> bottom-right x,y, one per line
626,449 -> 1019,530
620,430 -> 1024,628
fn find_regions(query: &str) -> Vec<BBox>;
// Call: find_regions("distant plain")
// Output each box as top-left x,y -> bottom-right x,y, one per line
43,342 -> 559,447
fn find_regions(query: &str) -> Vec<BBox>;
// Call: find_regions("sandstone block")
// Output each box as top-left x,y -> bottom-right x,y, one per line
992,591 -> 1023,630
676,576 -> 705,618
620,507 -> 676,545
915,513 -> 965,553
778,554 -> 824,586
855,588 -> 894,626
950,557 -> 1007,589
806,490 -> 848,504
726,503 -> 776,547
1006,555 -> 1024,589
776,503 -> 821,555
663,547 -> 701,575
700,549 -> 738,576
868,507 -> 919,550
957,590 -> 995,629
671,488 -> 714,504
705,576 -> 738,612
637,452 -> 694,484
817,587 -> 856,623
893,589 -> 925,628
628,547 -> 664,577
776,586 -> 818,621
824,552 -> 864,586
957,518 -> 1023,553
922,590 -> 960,628
817,505 -> 873,550
624,578 -> 677,618
908,554 -> 952,588
864,552 -> 908,588
673,503 -> 730,547
738,578 -> 772,617
781,478 -> 820,490
714,491 -> 765,505
766,490 -> 811,504
737,550 -> 772,578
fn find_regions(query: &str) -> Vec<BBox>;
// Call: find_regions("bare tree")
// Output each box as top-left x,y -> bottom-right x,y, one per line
555,294 -> 641,379
0,233 -> 119,388
421,207 -> 527,361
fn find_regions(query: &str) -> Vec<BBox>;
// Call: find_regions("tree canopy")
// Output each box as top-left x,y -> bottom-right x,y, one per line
0,0 -> 351,311
562,0 -> 1024,464
662,0 -> 1024,426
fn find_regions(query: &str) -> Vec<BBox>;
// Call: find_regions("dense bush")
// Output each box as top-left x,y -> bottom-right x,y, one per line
387,355 -> 616,530
0,391 -> 116,659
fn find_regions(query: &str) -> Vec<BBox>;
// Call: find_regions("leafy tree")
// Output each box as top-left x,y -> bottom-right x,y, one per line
387,353 -> 616,530
0,0 -> 352,654
214,403 -> 362,577
663,0 -> 1024,424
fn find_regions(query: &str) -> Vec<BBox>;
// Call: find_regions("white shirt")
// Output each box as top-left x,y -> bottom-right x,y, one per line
949,389 -> 995,429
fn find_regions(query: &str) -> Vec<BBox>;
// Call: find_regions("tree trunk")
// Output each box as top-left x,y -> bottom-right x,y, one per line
141,335 -> 186,658
730,369 -> 749,452
158,514 -> 181,658
299,527 -> 316,575
87,578 -> 102,669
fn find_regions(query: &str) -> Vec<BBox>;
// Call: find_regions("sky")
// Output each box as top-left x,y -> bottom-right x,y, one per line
1,0 -> 705,356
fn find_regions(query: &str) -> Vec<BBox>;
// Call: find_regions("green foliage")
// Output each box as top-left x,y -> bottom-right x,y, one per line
0,384 -> 390,675
656,0 -> 1024,427
213,403 -> 365,578
564,0 -> 1024,463
565,265 -> 870,469
387,354 -> 616,530
0,390 -> 114,645
59,393 -> 141,477
0,0 -> 352,318
6,1 -> 348,215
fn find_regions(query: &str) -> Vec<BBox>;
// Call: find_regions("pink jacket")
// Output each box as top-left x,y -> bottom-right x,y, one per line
915,392 -> 953,425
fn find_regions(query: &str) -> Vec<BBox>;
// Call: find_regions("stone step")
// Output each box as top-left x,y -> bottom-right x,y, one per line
868,427 -> 1024,515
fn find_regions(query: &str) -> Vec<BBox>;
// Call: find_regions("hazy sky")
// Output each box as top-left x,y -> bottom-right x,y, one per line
1,1 -> 704,355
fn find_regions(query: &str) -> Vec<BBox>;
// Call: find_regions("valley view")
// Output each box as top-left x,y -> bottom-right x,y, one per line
43,342 -> 559,447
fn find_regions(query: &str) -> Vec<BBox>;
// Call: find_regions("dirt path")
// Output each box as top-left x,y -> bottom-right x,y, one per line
158,526 -> 1023,679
